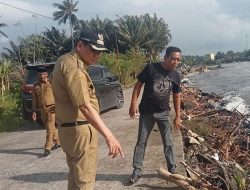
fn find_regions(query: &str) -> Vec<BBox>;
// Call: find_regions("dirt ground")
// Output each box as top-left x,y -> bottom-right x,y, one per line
0,87 -> 184,190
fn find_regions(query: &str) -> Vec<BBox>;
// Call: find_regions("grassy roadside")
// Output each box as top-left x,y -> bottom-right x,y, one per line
0,93 -> 27,132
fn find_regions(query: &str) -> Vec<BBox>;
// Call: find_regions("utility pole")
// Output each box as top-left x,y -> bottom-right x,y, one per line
13,21 -> 24,65
246,34 -> 248,51
32,15 -> 38,64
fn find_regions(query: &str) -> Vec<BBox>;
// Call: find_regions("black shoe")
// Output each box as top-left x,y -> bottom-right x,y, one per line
51,144 -> 61,150
129,174 -> 141,185
44,149 -> 50,157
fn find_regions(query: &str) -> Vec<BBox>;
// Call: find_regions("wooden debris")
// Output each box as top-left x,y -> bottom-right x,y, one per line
158,168 -> 197,190
176,86 -> 250,190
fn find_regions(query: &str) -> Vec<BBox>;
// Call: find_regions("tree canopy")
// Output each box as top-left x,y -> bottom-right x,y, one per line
53,0 -> 79,48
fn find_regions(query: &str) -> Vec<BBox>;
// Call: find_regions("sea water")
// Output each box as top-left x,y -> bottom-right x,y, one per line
187,62 -> 250,115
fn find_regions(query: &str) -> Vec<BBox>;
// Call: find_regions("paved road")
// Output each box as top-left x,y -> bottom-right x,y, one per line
0,87 -> 184,190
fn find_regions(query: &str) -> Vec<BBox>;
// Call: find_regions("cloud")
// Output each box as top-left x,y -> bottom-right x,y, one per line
216,0 -> 250,21
1,0 -> 250,55
0,0 -> 54,23
0,36 -> 9,43
127,0 -> 160,6
141,0 -> 250,54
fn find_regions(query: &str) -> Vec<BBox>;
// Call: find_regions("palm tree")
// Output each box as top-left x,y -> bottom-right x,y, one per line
115,15 -> 151,53
75,16 -> 116,51
2,35 -> 47,66
0,21 -> 8,38
1,41 -> 23,65
42,27 -> 70,61
52,0 -> 79,49
143,13 -> 171,62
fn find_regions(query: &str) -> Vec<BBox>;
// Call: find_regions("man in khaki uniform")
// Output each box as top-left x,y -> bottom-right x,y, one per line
52,30 -> 124,190
32,67 -> 60,157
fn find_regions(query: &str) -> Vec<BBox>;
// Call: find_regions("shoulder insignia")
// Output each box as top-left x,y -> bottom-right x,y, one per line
33,81 -> 39,86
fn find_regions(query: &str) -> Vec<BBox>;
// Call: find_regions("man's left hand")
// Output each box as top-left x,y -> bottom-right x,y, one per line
173,117 -> 181,130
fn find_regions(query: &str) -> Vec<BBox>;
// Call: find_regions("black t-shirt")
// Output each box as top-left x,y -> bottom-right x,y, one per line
138,62 -> 181,114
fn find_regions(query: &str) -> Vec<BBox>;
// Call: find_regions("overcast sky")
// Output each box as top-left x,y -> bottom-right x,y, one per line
0,0 -> 250,55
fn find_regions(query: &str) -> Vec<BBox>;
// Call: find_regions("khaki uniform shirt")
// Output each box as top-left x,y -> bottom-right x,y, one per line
32,81 -> 55,111
52,50 -> 99,123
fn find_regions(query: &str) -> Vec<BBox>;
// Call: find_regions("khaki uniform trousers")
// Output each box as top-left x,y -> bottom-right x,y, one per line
59,124 -> 98,190
40,107 -> 60,150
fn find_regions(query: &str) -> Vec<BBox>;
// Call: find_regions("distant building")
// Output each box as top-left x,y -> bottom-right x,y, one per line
210,53 -> 215,61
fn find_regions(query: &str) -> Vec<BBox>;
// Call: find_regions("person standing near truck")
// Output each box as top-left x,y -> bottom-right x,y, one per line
32,67 -> 60,157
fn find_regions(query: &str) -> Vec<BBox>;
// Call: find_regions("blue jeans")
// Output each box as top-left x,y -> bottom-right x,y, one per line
132,111 -> 176,176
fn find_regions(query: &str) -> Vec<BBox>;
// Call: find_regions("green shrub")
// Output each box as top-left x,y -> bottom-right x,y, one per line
99,51 -> 146,85
0,83 -> 26,132
183,117 -> 211,137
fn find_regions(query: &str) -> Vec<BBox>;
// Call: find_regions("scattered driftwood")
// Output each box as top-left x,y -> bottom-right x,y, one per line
176,86 -> 250,190
158,168 -> 197,190
158,165 -> 229,190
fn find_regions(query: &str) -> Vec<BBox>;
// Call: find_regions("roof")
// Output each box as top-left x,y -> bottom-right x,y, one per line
26,62 -> 55,70
25,62 -> 106,70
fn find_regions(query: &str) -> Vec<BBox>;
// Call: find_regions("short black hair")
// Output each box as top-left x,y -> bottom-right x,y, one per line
165,46 -> 181,57
37,66 -> 47,73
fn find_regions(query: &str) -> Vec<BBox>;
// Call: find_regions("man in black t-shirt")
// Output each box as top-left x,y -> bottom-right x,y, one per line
129,46 -> 182,185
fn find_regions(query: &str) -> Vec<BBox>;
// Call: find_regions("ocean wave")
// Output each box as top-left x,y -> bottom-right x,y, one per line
220,91 -> 250,115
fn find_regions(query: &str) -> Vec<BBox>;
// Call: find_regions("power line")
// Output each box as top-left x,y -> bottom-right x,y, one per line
0,1 -> 126,32
0,1 -> 122,33
0,1 -> 55,21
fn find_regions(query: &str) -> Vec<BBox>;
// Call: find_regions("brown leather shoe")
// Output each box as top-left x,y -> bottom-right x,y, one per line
129,174 -> 141,185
